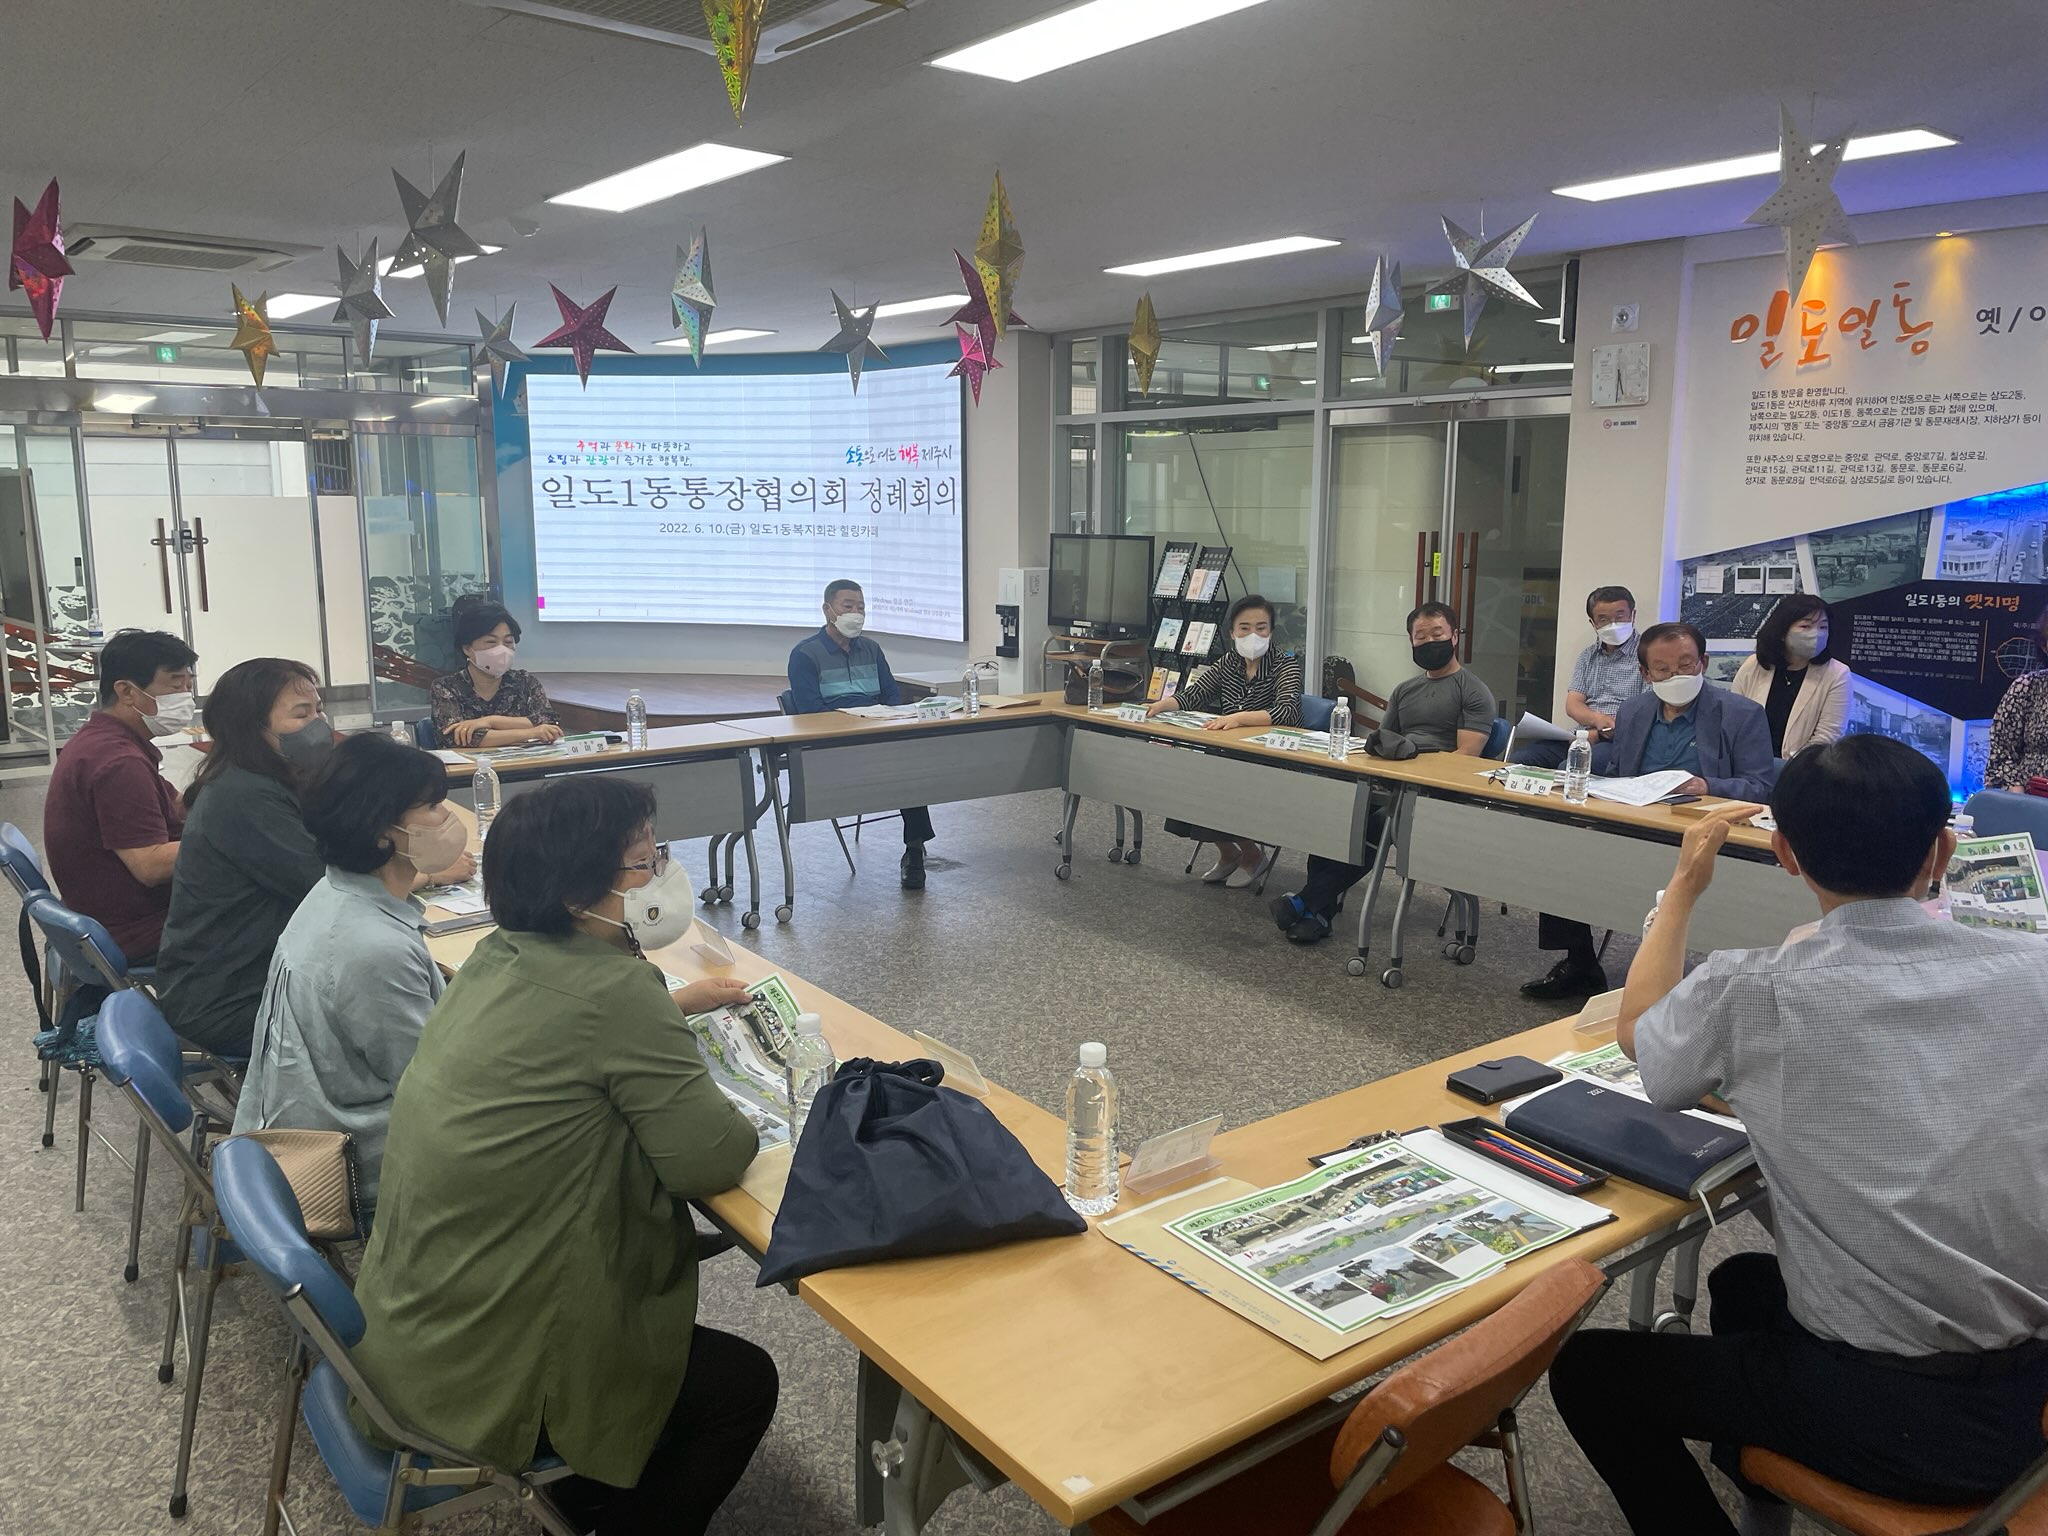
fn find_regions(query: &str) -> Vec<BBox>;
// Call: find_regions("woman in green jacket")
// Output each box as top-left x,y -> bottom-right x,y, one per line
350,776 -> 778,1535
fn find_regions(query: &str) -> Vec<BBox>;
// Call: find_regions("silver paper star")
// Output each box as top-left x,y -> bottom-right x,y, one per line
1427,214 -> 1540,350
473,305 -> 527,395
392,150 -> 485,325
1745,106 -> 1856,302
331,240 -> 393,367
1361,256 -> 1404,378
670,228 -> 716,364
818,290 -> 887,393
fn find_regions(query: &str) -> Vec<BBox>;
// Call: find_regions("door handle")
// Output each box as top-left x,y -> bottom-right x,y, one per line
149,518 -> 173,613
190,518 -> 210,613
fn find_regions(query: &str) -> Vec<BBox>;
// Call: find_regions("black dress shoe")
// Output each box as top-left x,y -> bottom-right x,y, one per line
900,843 -> 926,890
1519,959 -> 1609,1001
1284,912 -> 1332,944
1269,893 -> 1305,931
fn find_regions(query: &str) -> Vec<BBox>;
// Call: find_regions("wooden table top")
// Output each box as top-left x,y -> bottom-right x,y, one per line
439,721 -> 772,781
728,693 -> 1058,745
534,671 -> 783,722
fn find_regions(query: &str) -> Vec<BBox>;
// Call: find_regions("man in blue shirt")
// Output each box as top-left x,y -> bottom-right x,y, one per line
787,579 -> 936,889
1513,584 -> 1645,771
1522,621 -> 1777,1000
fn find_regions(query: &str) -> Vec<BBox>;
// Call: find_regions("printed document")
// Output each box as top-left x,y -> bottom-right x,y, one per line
1585,770 -> 1694,807
674,974 -> 811,1150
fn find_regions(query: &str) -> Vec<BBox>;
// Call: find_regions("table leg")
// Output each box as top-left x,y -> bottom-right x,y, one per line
862,1365 -> 1008,1534
1055,792 -> 1080,881
763,746 -> 796,919
1349,786 -> 1402,975
856,1354 -> 903,1527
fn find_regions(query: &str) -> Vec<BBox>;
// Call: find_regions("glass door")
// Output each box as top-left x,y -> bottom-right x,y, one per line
1447,407 -> 1569,723
358,432 -> 488,716
1324,409 -> 1453,699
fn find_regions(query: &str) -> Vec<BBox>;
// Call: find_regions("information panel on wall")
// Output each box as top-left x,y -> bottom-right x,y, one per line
526,366 -> 965,640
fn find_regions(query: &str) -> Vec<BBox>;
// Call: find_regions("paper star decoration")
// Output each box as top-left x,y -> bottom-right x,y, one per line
702,0 -> 767,122
974,172 -> 1024,342
393,151 -> 485,326
534,285 -> 634,388
818,291 -> 887,393
950,323 -> 994,405
1745,105 -> 1856,302
473,305 -> 527,396
331,240 -> 393,367
1426,214 -> 1540,350
945,249 -> 1024,362
229,286 -> 277,387
9,179 -> 72,341
670,228 -> 717,364
1360,256 -> 1405,378
1129,292 -> 1162,395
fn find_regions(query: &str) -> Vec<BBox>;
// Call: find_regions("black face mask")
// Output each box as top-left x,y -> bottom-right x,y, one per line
1411,639 -> 1456,672
278,717 -> 335,770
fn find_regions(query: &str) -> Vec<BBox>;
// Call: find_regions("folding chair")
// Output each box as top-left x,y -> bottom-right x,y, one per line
211,1137 -> 580,1536
1092,1258 -> 1608,1535
0,821 -> 65,1094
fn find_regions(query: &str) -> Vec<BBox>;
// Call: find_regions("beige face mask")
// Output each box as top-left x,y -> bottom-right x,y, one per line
391,808 -> 467,872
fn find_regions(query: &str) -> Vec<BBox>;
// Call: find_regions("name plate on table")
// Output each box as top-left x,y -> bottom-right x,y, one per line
1503,769 -> 1556,798
911,1029 -> 989,1097
1115,704 -> 1149,722
1123,1114 -> 1224,1194
690,920 -> 736,967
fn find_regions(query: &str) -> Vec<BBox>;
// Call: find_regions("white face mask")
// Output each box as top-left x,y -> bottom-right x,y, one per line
1785,625 -> 1827,661
587,859 -> 695,954
1233,632 -> 1271,661
1651,673 -> 1705,707
142,690 -> 195,736
832,611 -> 866,640
1595,621 -> 1634,647
470,644 -> 514,678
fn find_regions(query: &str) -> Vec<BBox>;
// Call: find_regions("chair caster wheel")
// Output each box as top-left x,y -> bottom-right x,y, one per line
1453,944 -> 1476,966
1381,968 -> 1404,989
158,1364 -> 175,1384
700,886 -> 719,904
741,911 -> 761,930
718,883 -> 735,902
774,904 -> 793,923
1055,863 -> 1072,881
1345,957 -> 1367,977
1124,849 -> 1141,865
1653,1311 -> 1692,1334
168,1494 -> 187,1519
124,1263 -> 138,1283
1106,846 -> 1123,862
40,1133 -> 53,1148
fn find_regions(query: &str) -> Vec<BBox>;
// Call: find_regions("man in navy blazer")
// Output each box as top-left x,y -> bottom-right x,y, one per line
1523,621 -> 1779,1000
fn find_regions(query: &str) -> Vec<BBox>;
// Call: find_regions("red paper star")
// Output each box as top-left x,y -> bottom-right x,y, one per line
10,179 -> 73,341
534,284 -> 634,388
944,249 -> 1023,362
950,323 -> 993,405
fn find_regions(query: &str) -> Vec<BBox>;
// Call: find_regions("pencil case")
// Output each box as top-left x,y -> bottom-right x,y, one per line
1440,1116 -> 1609,1193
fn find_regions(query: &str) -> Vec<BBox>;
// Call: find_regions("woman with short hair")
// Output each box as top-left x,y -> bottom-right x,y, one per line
1732,593 -> 1852,758
429,600 -> 563,750
231,732 -> 472,1205
351,775 -> 778,1536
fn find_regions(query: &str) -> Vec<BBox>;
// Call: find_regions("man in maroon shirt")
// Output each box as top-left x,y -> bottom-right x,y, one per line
44,628 -> 199,963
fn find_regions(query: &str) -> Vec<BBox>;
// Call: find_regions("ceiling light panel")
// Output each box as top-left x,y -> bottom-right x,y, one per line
1553,127 -> 1956,201
873,294 -> 970,318
1105,235 -> 1337,277
932,0 -> 1274,82
549,143 -> 789,213
656,328 -> 778,347
264,294 -> 333,319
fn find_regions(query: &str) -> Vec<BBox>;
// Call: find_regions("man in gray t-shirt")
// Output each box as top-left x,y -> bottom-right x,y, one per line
1270,603 -> 1497,942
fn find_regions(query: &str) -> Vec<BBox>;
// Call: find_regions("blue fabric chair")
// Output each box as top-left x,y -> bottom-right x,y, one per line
211,1137 -> 577,1536
26,893 -> 141,1213
1965,789 -> 2048,844
409,717 -> 438,750
1300,695 -> 1336,732
0,822 -> 67,1093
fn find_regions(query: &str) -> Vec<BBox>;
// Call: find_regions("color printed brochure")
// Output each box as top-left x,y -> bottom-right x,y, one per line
1148,709 -> 1218,730
1944,833 -> 2048,933
1248,727 -> 1364,756
1547,1041 -> 1649,1098
1164,1138 -> 1602,1336
675,973 -> 809,1150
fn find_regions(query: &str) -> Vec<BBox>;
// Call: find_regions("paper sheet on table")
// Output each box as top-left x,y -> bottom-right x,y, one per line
838,699 -> 964,720
427,880 -> 489,915
1585,770 -> 1694,807
1509,712 -> 1574,746
432,749 -> 473,765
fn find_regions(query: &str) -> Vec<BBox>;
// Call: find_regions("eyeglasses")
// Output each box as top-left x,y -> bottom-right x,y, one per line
620,845 -> 671,877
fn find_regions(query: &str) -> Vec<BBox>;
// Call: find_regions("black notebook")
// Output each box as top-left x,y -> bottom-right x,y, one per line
1505,1081 -> 1754,1200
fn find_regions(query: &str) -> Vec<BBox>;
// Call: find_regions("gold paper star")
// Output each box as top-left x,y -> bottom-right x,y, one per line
974,171 -> 1024,341
1129,292 -> 1161,395
229,285 -> 276,387
703,0 -> 767,122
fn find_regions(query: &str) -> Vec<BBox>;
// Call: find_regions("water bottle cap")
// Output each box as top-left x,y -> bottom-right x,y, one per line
1574,728 -> 1589,739
1077,1041 -> 1106,1068
795,1012 -> 824,1035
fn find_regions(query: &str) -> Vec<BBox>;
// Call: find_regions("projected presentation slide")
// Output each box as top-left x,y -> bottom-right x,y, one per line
528,365 -> 965,640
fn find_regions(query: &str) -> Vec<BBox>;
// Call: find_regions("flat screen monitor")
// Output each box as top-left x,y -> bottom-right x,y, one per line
1048,534 -> 1155,638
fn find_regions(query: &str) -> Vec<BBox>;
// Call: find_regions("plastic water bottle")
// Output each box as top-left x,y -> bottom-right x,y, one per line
472,751 -> 501,841
962,662 -> 981,716
85,607 -> 104,648
784,1013 -> 836,1142
1327,695 -> 1353,760
389,720 -> 411,746
1063,1042 -> 1119,1216
625,687 -> 648,750
1564,729 -> 1593,805
1087,656 -> 1105,711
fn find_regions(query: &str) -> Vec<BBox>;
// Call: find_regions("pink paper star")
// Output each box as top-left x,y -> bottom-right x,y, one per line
945,249 -> 1023,363
950,323 -> 993,405
534,284 -> 634,388
9,179 -> 73,341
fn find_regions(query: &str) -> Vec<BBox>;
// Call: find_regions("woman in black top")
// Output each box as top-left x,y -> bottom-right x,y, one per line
1149,594 -> 1304,886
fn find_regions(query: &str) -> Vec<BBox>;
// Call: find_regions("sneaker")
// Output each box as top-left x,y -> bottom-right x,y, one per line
1199,846 -> 1243,884
1284,912 -> 1332,944
900,843 -> 926,891
1519,958 -> 1608,1001
1269,893 -> 1305,931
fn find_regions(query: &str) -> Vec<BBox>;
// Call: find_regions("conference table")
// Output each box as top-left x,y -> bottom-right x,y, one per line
418,890 -> 1757,1535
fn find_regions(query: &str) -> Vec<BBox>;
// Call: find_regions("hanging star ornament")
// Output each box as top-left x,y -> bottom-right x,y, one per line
974,172 -> 1025,341
331,240 -> 393,367
818,291 -> 887,393
534,285 -> 634,388
9,179 -> 71,341
945,249 -> 1023,361
1361,256 -> 1405,378
392,150 -> 485,326
1745,105 -> 1856,302
702,0 -> 767,122
473,305 -> 527,396
950,323 -> 994,405
229,286 -> 277,387
669,227 -> 717,364
1426,214 -> 1540,350
1129,292 -> 1162,396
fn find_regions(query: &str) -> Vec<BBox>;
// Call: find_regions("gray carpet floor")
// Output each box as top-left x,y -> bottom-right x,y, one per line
0,780 -> 1771,1535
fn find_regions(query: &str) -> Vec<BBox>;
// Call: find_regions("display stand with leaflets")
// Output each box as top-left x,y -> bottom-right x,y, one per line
1144,542 -> 1233,703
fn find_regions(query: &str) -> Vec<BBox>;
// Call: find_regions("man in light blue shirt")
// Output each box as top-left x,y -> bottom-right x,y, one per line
1513,584 -> 1644,771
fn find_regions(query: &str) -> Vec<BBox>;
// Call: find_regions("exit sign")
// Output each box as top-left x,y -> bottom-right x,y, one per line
152,343 -> 179,363
1425,293 -> 1459,312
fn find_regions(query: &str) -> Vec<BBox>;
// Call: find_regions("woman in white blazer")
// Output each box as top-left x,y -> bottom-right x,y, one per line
1732,593 -> 1852,758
